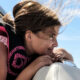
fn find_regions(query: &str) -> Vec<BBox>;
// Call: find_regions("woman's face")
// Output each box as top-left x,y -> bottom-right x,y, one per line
25,26 -> 60,56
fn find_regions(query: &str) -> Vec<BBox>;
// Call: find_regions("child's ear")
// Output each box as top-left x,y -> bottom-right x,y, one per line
25,30 -> 32,41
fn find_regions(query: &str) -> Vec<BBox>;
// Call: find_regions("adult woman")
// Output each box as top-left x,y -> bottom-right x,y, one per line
0,0 -> 61,80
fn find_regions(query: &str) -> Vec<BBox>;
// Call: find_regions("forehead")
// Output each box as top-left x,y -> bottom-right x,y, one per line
42,26 -> 60,34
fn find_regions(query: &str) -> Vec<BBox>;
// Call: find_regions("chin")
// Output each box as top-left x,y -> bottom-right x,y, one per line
34,52 -> 43,56
26,52 -> 34,56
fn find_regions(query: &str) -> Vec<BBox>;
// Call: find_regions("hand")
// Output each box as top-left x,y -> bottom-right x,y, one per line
48,52 -> 63,62
31,55 -> 53,69
53,48 -> 73,62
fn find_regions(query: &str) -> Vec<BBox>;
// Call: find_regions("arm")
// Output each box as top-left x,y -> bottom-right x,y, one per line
16,55 -> 53,80
0,42 -> 8,80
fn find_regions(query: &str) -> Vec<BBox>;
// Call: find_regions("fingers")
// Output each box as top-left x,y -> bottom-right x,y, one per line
35,55 -> 53,67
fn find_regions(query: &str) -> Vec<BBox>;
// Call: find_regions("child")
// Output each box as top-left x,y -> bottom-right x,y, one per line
0,0 -> 61,80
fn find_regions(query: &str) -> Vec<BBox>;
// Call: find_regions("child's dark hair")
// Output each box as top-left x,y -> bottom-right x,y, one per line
3,0 -> 61,38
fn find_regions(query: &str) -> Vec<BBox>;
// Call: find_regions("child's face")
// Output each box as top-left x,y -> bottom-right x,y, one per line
25,25 -> 60,56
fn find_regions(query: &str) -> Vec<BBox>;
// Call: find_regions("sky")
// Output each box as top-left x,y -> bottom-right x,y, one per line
0,0 -> 80,68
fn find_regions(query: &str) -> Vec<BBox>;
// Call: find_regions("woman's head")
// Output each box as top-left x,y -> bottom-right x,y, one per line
3,0 -> 61,55
13,0 -> 61,55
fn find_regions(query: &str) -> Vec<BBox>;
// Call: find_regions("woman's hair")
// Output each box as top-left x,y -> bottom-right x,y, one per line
3,0 -> 61,37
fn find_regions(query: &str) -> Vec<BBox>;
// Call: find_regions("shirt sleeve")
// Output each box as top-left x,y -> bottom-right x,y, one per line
0,26 -> 8,47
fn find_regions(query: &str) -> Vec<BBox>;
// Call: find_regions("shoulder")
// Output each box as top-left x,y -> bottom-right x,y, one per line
0,22 -> 9,47
0,21 -> 15,47
0,21 -> 15,33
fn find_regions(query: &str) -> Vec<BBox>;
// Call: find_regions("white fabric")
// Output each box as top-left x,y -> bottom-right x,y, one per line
33,63 -> 80,80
